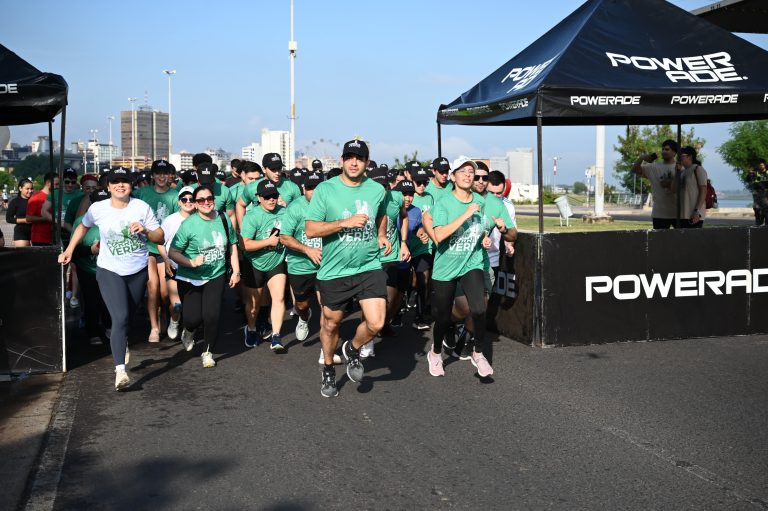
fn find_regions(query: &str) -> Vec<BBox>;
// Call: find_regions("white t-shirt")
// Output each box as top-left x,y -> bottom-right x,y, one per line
160,212 -> 187,270
641,161 -> 677,219
488,198 -> 516,267
680,164 -> 708,219
82,198 -> 160,276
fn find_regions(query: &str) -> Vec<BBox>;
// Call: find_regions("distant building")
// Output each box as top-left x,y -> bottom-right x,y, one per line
170,152 -> 194,171
120,104 -> 169,162
205,148 -> 232,170
261,128 -> 291,168
241,142 -> 262,162
475,149 -> 534,185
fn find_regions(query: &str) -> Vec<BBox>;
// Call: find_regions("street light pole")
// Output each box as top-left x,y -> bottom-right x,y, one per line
288,0 -> 297,170
163,70 -> 176,158
107,115 -> 114,168
128,97 -> 137,171
553,156 -> 562,192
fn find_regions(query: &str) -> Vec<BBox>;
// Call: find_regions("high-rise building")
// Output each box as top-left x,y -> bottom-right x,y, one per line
120,104 -> 169,162
241,142 -> 262,162
261,128 -> 291,168
170,152 -> 194,171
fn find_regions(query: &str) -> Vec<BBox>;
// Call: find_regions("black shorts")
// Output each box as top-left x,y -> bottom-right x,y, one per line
288,273 -> 317,302
247,261 -> 287,289
317,269 -> 387,311
411,253 -> 433,273
149,253 -> 164,264
383,263 -> 410,292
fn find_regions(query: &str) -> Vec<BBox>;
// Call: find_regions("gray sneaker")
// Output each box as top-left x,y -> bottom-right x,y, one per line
321,367 -> 339,398
115,367 -> 130,391
295,308 -> 311,341
342,340 -> 364,382
181,329 -> 195,352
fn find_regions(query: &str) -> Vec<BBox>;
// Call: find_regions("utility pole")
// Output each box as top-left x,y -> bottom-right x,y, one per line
107,115 -> 115,168
288,0 -> 297,170
163,69 -> 176,158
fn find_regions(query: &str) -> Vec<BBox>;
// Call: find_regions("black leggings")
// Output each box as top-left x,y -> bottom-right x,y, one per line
414,270 -> 429,318
431,269 -> 487,355
96,267 -> 148,366
177,275 -> 226,350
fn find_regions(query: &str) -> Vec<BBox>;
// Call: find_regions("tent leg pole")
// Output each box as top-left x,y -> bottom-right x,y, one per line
437,122 -> 442,158
676,123 -> 682,229
59,107 -> 67,373
536,116 -> 544,234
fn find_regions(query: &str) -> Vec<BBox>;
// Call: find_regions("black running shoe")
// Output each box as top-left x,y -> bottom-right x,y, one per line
459,338 -> 474,361
321,367 -> 339,398
342,340 -> 364,382
413,317 -> 430,331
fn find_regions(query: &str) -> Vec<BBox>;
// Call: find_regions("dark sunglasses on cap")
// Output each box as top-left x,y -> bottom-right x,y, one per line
474,175 -> 489,182
195,196 -> 215,204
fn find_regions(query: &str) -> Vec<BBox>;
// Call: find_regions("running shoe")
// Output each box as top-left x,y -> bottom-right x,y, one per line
167,319 -> 180,340
427,346 -> 445,377
148,328 -> 160,343
459,339 -> 474,361
289,307 -> 297,317
359,341 -> 375,359
258,322 -> 272,340
342,340 -> 364,382
69,296 -> 80,308
270,333 -> 285,352
413,317 -> 430,331
89,336 -> 102,346
201,351 -> 216,368
318,349 -> 343,365
321,367 -> 339,398
181,329 -> 195,352
443,324 -> 462,352
391,314 -> 403,328
115,367 -> 130,391
295,308 -> 311,342
379,323 -> 398,338
470,352 -> 494,377
243,325 -> 260,348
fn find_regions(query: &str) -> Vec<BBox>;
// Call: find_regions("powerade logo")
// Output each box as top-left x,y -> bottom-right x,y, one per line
605,51 -> 746,83
0,84 -> 18,94
585,269 -> 768,302
501,55 -> 558,93
570,96 -> 640,106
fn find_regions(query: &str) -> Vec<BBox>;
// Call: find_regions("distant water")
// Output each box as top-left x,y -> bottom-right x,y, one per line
717,198 -> 752,208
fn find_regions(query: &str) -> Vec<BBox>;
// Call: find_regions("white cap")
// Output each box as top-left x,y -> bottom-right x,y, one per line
177,185 -> 195,198
451,156 -> 478,173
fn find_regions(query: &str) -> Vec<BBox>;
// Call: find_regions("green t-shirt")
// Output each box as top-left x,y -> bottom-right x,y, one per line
281,197 -> 322,276
240,205 -> 286,272
73,215 -> 99,276
430,192 -> 490,282
425,180 -> 451,203
305,176 -> 386,281
411,192 -> 435,257
64,194 -> 86,227
49,189 -> 84,240
226,182 -> 243,212
241,178 -> 302,209
134,187 -> 180,254
190,182 -> 229,212
171,213 -> 237,282
475,192 -> 516,270
379,190 -> 404,264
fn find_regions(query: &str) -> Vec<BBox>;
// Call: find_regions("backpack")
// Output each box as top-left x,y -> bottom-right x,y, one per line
692,165 -> 717,209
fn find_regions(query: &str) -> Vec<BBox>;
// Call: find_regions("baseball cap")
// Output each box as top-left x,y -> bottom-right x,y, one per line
475,161 -> 489,172
177,186 -> 195,198
181,169 -> 198,183
405,161 -> 422,174
63,168 -> 77,180
412,167 -> 430,183
197,162 -> 216,185
257,179 -> 280,198
387,169 -> 397,182
311,159 -> 323,171
327,167 -> 342,179
80,174 -> 98,183
107,167 -> 132,183
394,180 -> 416,194
215,168 -> 226,181
90,189 -> 110,202
452,156 -> 478,173
368,167 -> 389,187
366,160 -> 377,171
289,167 -> 304,186
342,139 -> 369,159
151,159 -> 174,173
432,157 -> 451,174
135,171 -> 151,184
262,153 -> 283,171
303,170 -> 323,189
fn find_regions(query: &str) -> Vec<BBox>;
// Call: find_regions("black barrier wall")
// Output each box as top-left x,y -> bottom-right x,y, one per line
492,227 -> 768,347
0,247 -> 63,373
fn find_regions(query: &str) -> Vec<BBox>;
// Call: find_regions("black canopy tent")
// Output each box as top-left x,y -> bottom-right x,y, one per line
436,0 -> 768,232
0,43 -> 68,373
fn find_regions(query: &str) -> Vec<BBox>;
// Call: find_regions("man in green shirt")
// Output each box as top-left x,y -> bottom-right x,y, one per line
134,159 -> 180,343
235,153 -> 301,227
425,157 -> 452,202
225,161 -> 263,230
305,140 -> 390,398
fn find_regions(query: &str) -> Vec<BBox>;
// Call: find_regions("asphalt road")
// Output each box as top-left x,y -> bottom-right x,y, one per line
22,289 -> 768,511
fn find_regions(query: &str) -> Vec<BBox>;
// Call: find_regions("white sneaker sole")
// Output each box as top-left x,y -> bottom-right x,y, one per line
115,375 -> 130,391
470,356 -> 494,377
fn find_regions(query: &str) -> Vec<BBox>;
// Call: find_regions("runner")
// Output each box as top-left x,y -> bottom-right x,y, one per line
157,186 -> 197,341
42,168 -> 83,239
58,167 -> 164,391
170,185 -> 240,367
6,178 -> 34,247
409,167 -> 435,330
225,160 -> 263,229
134,160 -> 179,342
196,162 -> 229,212
239,180 -> 288,351
305,139 -> 390,398
235,153 -> 301,227
426,157 -> 452,201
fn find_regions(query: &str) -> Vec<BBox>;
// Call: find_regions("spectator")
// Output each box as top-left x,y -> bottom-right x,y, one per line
672,146 -> 708,228
6,178 -> 34,247
632,140 -> 678,229
747,159 -> 768,226
26,172 -> 58,246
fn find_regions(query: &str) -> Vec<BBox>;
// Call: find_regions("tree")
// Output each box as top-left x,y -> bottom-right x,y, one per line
392,151 -> 431,170
613,125 -> 705,193
13,154 -> 51,180
717,120 -> 768,185
572,181 -> 587,194
0,172 -> 16,191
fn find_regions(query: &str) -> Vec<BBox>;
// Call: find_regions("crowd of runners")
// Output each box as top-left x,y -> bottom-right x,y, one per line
47,139 -> 518,397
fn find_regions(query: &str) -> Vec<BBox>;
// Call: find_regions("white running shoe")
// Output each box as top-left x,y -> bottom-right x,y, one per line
318,349 -> 342,365
201,351 -> 216,368
69,296 -> 80,308
181,329 -> 195,352
359,341 -> 375,359
115,367 -> 130,391
295,308 -> 311,342
167,319 -> 180,340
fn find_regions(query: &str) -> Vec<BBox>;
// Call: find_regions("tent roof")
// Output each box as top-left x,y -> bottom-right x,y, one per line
0,44 -> 67,126
692,0 -> 768,34
437,0 -> 768,126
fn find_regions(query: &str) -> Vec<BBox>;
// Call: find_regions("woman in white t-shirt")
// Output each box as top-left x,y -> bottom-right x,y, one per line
157,186 -> 196,342
59,168 -> 164,391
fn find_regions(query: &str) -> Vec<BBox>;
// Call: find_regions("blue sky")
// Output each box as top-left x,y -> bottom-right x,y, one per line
5,0 -> 767,190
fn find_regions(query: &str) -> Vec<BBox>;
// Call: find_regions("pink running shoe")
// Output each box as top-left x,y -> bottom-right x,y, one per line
470,352 -> 494,377
427,346 -> 445,377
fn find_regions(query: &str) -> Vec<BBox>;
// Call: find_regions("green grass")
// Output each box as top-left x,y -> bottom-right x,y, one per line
515,216 -> 654,232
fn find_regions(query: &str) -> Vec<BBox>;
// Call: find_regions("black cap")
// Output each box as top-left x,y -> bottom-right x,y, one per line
108,167 -> 132,184
412,167 -> 430,183
432,157 -> 450,173
151,159 -> 174,173
289,167 -> 304,186
368,167 -> 389,187
262,153 -> 283,171
257,179 -> 280,198
394,180 -> 416,194
63,168 -> 77,179
215,168 -> 226,181
405,161 -> 422,174
366,160 -> 377,171
303,170 -> 323,189
327,167 -> 342,179
342,139 -> 369,159
182,170 -> 198,183
311,159 -> 323,171
136,171 -> 151,184
90,189 -> 111,202
387,169 -> 397,182
475,161 -> 489,172
197,162 -> 216,185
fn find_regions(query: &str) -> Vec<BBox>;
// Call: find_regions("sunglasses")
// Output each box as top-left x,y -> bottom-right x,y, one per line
195,196 -> 215,204
179,197 -> 194,203
261,195 -> 279,201
415,181 -> 428,186
436,169 -> 449,174
63,180 -> 77,185
474,175 -> 489,182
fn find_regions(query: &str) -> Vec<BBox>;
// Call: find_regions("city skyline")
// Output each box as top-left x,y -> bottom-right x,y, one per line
4,0 -> 768,189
